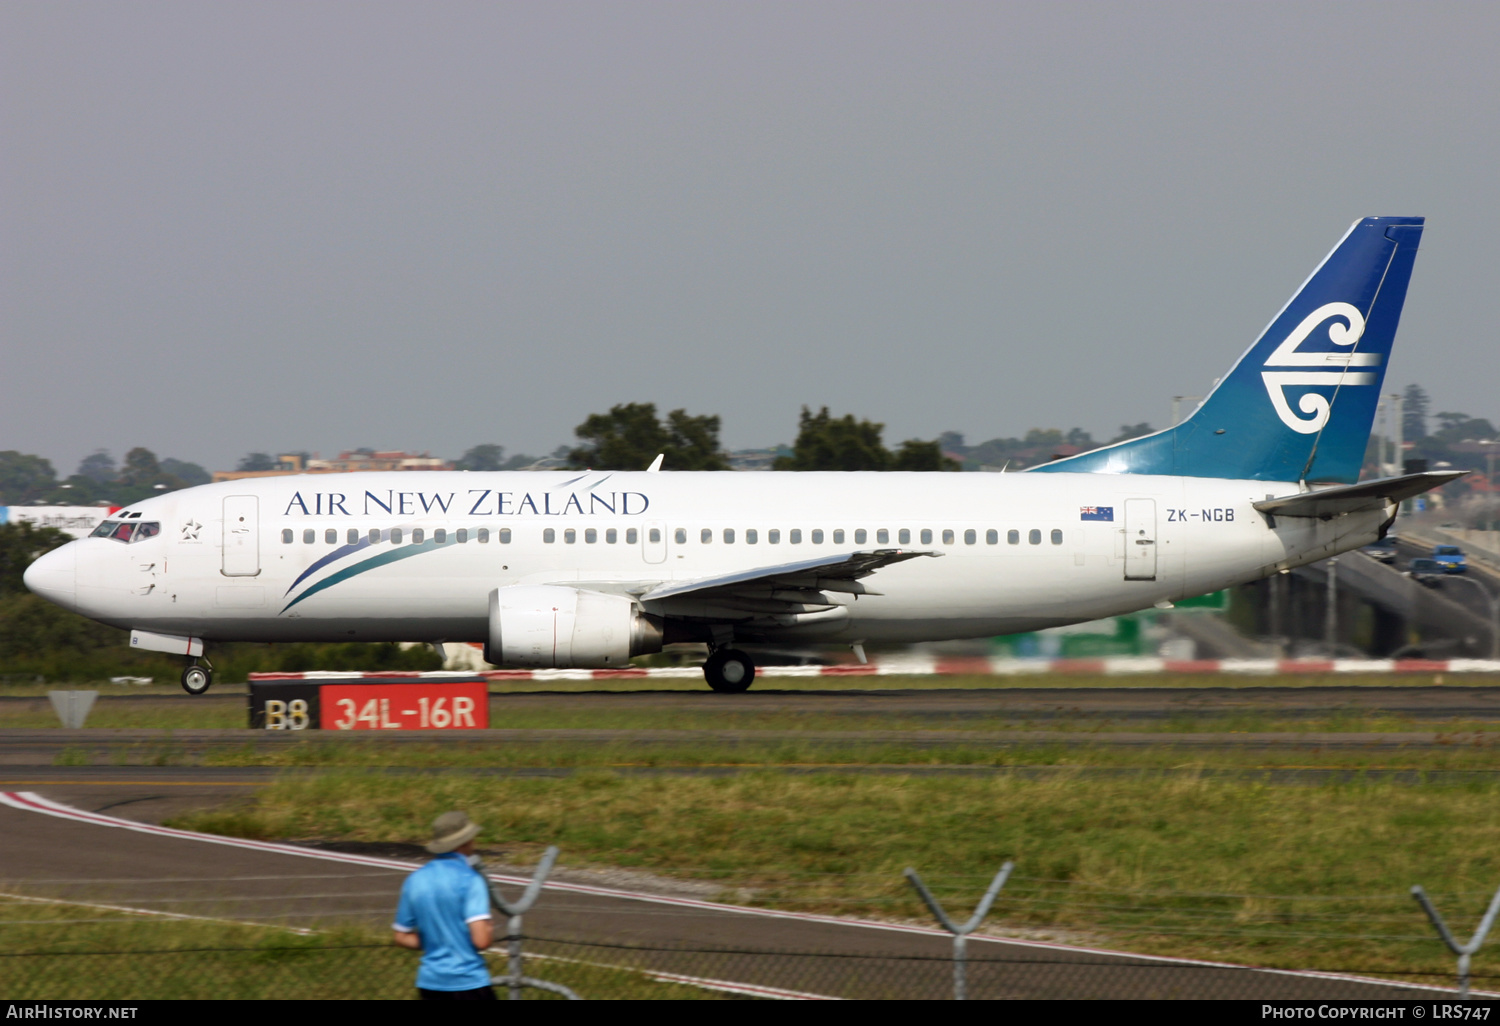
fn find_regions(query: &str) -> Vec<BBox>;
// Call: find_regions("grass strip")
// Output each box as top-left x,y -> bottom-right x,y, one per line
0,897 -> 712,1000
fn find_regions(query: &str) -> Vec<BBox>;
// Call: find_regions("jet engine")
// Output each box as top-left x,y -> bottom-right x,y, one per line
485,585 -> 663,669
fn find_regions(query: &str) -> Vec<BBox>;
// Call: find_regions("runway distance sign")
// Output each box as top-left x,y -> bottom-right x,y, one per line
247,678 -> 489,730
321,682 -> 486,730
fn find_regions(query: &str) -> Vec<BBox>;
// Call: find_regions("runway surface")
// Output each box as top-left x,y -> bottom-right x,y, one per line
0,789 -> 1449,1000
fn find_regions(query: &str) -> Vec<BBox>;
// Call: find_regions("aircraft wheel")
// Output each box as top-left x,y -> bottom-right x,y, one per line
181,665 -> 212,695
703,649 -> 755,693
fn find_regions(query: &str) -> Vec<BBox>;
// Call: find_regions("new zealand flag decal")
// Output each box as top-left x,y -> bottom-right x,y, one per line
1080,506 -> 1114,522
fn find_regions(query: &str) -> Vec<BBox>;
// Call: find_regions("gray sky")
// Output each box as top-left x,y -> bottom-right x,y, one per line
4,1 -> 1498,475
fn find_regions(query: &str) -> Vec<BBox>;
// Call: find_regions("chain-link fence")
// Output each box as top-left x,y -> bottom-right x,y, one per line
0,936 -> 1480,1000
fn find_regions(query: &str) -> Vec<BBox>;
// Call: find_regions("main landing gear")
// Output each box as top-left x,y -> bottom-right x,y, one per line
180,660 -> 213,696
703,648 -> 755,693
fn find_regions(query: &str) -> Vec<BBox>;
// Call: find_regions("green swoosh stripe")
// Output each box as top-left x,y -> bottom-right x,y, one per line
280,538 -> 454,613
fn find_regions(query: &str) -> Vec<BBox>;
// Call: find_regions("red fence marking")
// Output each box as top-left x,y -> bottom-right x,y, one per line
1278,660 -> 1335,673
1163,660 -> 1224,673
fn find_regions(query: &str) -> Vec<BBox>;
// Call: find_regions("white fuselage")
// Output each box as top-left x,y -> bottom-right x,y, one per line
32,470 -> 1384,650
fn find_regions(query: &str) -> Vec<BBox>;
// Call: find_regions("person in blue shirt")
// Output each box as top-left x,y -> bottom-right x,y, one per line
393,811 -> 497,999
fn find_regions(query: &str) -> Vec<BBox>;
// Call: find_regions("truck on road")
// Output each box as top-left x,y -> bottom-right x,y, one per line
1432,544 -> 1468,574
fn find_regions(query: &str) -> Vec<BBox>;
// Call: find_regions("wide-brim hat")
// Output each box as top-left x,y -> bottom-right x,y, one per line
426,810 -> 481,854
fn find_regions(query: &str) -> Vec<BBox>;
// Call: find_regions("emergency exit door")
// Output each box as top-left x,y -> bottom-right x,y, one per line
1123,499 -> 1157,581
222,496 -> 260,577
641,521 -> 667,564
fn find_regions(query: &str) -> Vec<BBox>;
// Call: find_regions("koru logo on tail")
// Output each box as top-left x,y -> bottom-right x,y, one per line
1260,302 -> 1379,434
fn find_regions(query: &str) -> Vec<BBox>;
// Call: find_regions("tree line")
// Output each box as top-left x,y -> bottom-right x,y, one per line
0,448 -> 209,506
20,384 -> 1481,510
555,403 -> 967,472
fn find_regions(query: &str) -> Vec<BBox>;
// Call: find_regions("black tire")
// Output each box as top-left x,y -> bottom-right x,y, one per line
181,665 -> 212,695
703,649 -> 755,693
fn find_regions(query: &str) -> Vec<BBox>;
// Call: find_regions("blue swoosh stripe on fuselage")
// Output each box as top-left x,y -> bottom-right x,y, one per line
285,537 -> 373,596
280,537 -> 454,613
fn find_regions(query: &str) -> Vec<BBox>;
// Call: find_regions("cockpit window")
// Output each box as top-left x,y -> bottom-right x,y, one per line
93,520 -> 161,542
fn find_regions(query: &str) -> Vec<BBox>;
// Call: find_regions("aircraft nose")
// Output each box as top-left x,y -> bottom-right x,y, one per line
23,543 -> 77,611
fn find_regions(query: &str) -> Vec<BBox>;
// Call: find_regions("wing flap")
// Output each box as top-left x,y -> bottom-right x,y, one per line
639,549 -> 938,604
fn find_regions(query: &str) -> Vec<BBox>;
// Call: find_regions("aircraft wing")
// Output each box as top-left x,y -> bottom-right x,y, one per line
638,549 -> 939,604
1252,470 -> 1468,519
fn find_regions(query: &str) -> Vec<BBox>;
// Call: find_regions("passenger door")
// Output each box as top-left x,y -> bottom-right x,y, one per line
221,496 -> 260,577
1123,498 -> 1157,581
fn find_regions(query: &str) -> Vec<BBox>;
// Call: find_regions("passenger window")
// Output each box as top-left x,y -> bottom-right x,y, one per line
412,528 -> 425,544
585,528 -> 597,544
986,529 -> 998,545
701,528 -> 712,544
499,528 -> 511,544
369,528 -> 381,544
769,529 -> 780,544
854,529 -> 866,544
477,528 -> 489,543
457,528 -> 468,544
790,529 -> 802,544
832,530 -> 844,544
746,529 -> 758,544
348,528 -> 359,544
606,528 -> 617,544
964,529 -> 976,545
724,528 -> 735,544
898,529 -> 911,545
303,529 -> 315,544
282,529 -> 293,544
877,529 -> 889,544
543,528 -> 556,544
1008,530 -> 1020,545
675,528 -> 687,545
564,529 -> 576,544
921,529 -> 933,545
811,529 -> 823,544
942,529 -> 954,545
432,529 -> 444,543
1029,529 -> 1041,545
391,528 -> 403,545
1051,529 -> 1063,545
325,528 -> 337,544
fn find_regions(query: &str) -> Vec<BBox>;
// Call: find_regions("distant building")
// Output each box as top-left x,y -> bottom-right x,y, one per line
728,447 -> 788,471
1,504 -> 120,539
212,451 -> 452,483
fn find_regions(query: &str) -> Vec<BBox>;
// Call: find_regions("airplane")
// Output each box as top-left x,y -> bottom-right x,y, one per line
24,216 -> 1463,695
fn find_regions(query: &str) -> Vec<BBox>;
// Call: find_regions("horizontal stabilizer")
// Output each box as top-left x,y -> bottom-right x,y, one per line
639,550 -> 938,603
1252,471 -> 1467,519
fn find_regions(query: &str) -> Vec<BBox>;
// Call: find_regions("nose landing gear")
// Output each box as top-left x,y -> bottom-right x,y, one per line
180,660 -> 213,695
703,648 -> 755,693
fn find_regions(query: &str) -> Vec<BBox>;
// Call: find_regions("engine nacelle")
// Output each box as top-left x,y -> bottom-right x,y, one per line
485,585 -> 663,669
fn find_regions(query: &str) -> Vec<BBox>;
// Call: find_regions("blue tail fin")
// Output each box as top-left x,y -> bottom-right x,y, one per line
1033,216 -> 1424,484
